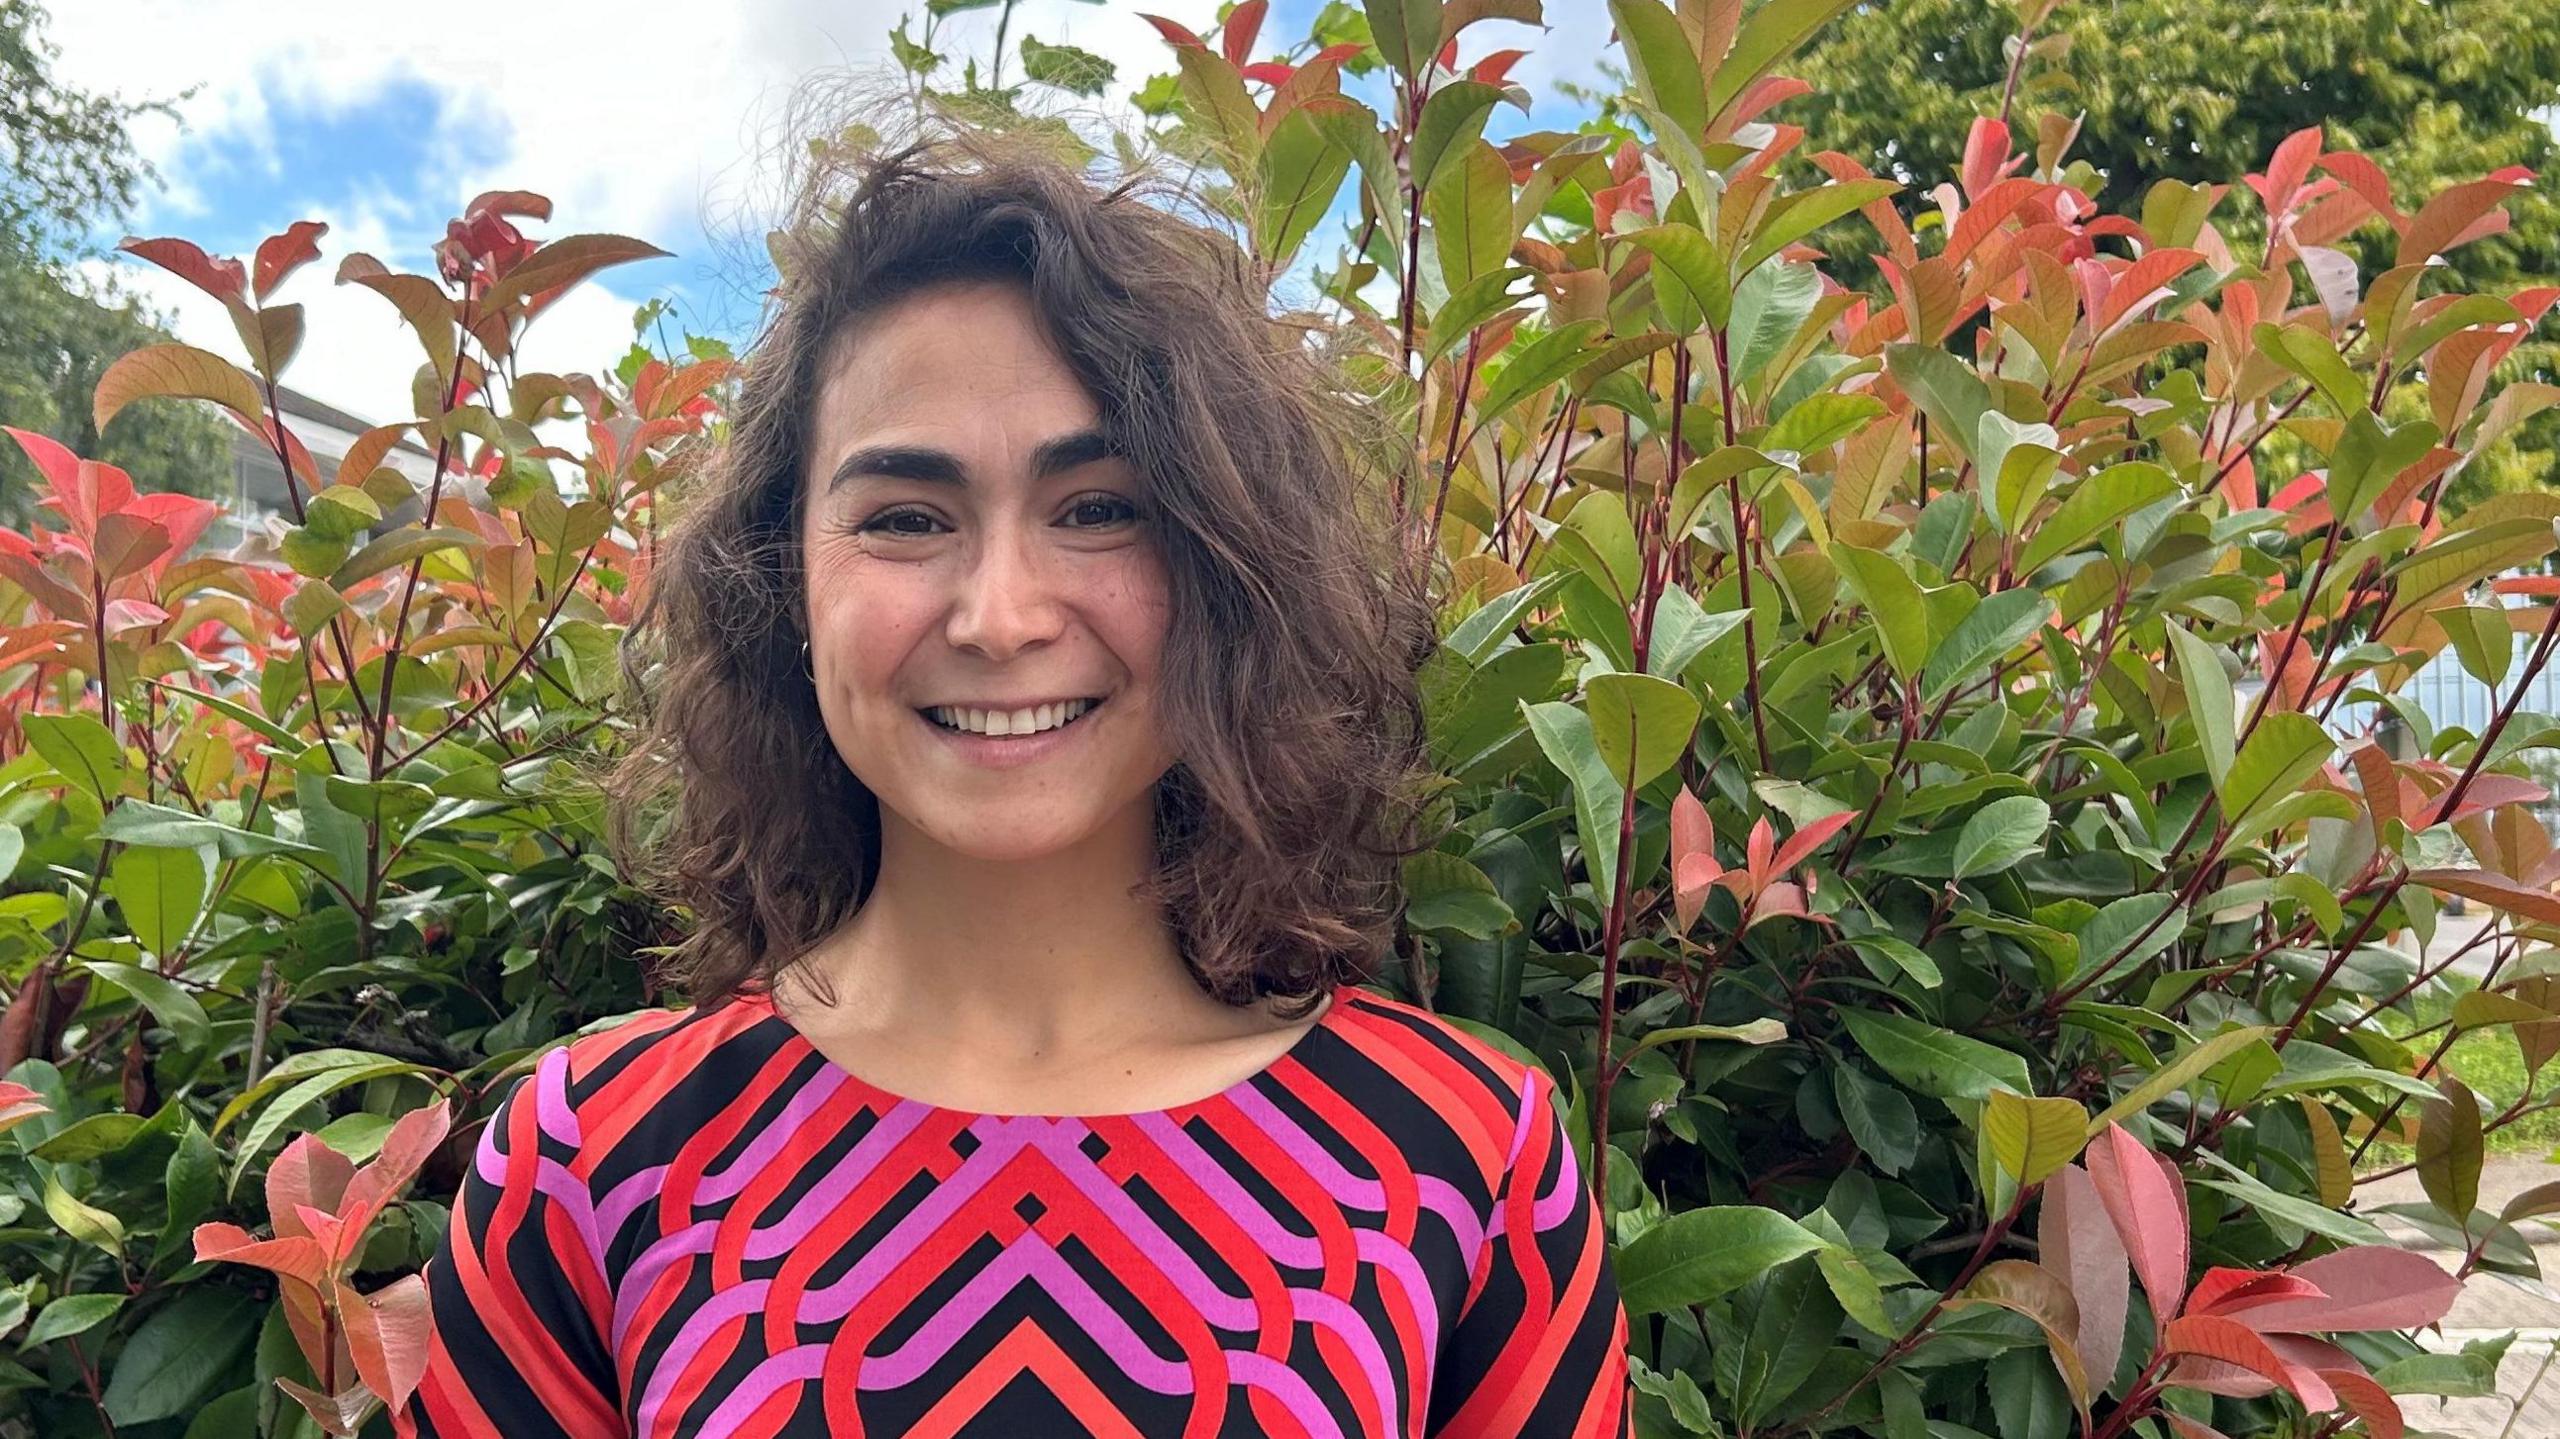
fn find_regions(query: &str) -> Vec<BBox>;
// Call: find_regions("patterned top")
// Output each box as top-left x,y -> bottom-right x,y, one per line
392,980 -> 1633,1438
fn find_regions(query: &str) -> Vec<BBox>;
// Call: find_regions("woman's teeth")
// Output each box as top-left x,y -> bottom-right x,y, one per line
925,698 -> 1101,737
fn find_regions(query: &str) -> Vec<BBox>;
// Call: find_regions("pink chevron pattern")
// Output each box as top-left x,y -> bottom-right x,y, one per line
395,981 -> 1632,1436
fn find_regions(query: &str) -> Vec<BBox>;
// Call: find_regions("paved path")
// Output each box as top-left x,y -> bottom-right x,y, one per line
2356,1159 -> 2560,1435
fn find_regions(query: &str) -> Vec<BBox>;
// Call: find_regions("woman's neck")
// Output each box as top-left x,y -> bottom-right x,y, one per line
780,798 -> 1209,1063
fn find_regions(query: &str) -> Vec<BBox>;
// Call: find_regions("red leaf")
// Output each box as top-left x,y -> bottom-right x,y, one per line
1773,810 -> 1857,874
2399,174 -> 2534,267
2085,1124 -> 2188,1324
124,493 -> 220,567
2251,125 -> 2324,217
2407,867 -> 2560,928
192,1223 -> 331,1289
2164,1314 -> 2336,1411
339,1101 -> 452,1228
0,1080 -> 51,1138
1137,13 -> 1206,48
2096,247 -> 2204,334
2232,1248 -> 2462,1333
1470,49 -> 1527,86
267,1132 -> 356,1243
1239,61 -> 1296,85
462,189 -> 552,222
1961,116 -> 2015,199
337,1273 -> 432,1410
117,236 -> 247,302
1221,0 -> 1267,65
2187,1268 -> 2326,1319
253,221 -> 330,301
92,513 -> 172,585
2319,1367 -> 2404,1439
3,426 -> 80,494
1745,815 -> 1775,887
2039,1165 -> 2128,1389
2317,151 -> 2401,228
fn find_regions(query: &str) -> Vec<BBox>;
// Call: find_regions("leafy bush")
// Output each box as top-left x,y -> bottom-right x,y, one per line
5,1 -> 2559,1435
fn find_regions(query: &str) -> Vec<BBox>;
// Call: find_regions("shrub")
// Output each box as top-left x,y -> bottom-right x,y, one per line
4,1 -> 2558,1435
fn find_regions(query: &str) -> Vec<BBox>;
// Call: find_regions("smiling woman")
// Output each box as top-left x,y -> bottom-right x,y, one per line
388,118 -> 1632,1438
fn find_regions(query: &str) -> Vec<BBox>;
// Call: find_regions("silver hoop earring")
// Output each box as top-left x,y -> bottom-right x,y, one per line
799,638 -> 812,680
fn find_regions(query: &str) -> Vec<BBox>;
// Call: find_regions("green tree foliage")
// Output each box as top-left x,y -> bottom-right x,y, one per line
4,1 -> 2558,1434
0,0 -> 228,522
1791,0 -> 2560,505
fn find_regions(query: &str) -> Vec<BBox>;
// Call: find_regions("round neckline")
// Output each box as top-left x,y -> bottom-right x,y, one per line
735,981 -> 1359,1122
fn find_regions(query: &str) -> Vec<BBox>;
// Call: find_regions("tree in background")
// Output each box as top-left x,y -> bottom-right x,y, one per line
1789,0 -> 2560,506
0,0 -> 228,523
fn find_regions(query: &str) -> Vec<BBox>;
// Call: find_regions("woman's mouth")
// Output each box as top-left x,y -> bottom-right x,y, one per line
920,697 -> 1105,738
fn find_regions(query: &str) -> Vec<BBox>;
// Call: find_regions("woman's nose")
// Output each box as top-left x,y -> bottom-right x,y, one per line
943,524 -> 1066,658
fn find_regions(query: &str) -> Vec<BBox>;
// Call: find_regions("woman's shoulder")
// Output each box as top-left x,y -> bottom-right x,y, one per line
1320,984 -> 1572,1177
488,992 -> 788,1143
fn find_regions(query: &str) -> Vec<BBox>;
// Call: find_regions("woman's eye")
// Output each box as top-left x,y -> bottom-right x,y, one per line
1066,495 -> 1139,528
859,508 -> 945,538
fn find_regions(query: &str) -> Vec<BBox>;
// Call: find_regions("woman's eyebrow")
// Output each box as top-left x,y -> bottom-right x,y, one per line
824,429 -> 1118,493
827,445 -> 965,492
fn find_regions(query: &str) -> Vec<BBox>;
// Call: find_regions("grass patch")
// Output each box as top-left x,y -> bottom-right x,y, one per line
2373,978 -> 2558,1159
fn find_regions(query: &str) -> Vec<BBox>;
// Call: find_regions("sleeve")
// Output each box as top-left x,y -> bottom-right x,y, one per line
393,1065 -> 628,1439
1426,1064 -> 1634,1439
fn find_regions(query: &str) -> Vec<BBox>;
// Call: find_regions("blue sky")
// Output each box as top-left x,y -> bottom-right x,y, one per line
46,0 -> 1611,421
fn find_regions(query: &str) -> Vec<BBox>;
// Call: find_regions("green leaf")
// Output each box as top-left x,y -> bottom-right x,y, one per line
42,1175 -> 125,1254
1920,588 -> 2051,703
80,960 -> 212,1051
108,844 -> 210,957
24,1293 -> 124,1347
101,1287 -> 259,1425
1476,319 -> 1606,429
1363,0 -> 1446,80
1830,543 -> 1929,682
1884,345 -> 1988,462
2164,620 -> 2236,786
1832,1065 -> 1921,1174
2219,713 -> 2333,831
1984,1091 -> 2087,1185
1428,139 -> 1517,293
24,712 -> 127,802
2191,1153 -> 2389,1246
1402,851 -> 1515,938
2016,462 -> 2180,576
1256,107 -> 1354,268
2417,1074 -> 2484,1223
1737,179 -> 1900,278
328,525 -> 479,591
2087,1026 -> 2274,1133
1586,672 -> 1701,789
1838,1009 -> 2031,1102
1709,0 -> 1861,119
1409,79 -> 1504,196
1609,0 -> 1706,142
28,1112 -> 149,1163
97,800 -> 322,860
2325,411 -> 2441,530
1523,700 -> 1626,899
1617,1205 -> 1829,1315
2254,321 -> 2366,418
1018,35 -> 1114,94
1623,224 -> 1728,333
1953,795 -> 2050,880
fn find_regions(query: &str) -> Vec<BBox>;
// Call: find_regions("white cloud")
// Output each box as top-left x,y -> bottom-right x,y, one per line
44,0 -> 1229,420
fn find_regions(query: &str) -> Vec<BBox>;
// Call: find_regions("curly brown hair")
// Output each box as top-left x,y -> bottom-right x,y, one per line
605,126 -> 1442,1022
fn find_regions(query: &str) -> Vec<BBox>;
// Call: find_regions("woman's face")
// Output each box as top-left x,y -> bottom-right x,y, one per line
799,280 -> 1179,865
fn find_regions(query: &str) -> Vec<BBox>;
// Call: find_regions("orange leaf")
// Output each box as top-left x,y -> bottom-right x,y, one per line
2164,1314 -> 2336,1411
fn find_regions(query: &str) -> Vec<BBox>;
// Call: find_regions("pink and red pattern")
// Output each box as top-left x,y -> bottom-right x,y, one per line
394,981 -> 1632,1437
